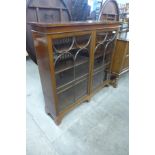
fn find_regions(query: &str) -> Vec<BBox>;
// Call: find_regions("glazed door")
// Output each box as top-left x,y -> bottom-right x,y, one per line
92,30 -> 117,91
52,32 -> 91,112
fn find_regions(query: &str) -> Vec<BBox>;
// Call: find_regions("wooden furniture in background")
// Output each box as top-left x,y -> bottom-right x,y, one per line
111,21 -> 129,87
111,39 -> 129,87
30,21 -> 120,125
64,0 -> 90,21
99,0 -> 119,21
26,0 -> 71,63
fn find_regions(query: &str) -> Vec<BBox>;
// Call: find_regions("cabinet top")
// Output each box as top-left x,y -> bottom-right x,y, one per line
29,21 -> 121,34
29,20 -> 121,28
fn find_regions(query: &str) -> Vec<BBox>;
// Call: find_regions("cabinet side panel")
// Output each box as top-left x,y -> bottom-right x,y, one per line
121,41 -> 129,72
32,32 -> 57,117
111,39 -> 127,74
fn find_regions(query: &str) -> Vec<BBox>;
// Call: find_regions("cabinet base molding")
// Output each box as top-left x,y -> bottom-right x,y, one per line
47,80 -> 113,125
111,69 -> 129,88
47,95 -> 90,125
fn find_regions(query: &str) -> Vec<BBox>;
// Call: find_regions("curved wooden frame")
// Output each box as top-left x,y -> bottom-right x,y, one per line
99,0 -> 119,21
26,0 -> 72,63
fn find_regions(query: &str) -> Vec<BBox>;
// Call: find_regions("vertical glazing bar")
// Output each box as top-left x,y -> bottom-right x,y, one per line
89,31 -> 96,96
72,37 -> 76,103
36,7 -> 40,22
107,31 -> 118,81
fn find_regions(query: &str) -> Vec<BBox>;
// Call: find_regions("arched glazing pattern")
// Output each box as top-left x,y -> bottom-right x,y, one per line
52,34 -> 91,112
93,30 -> 117,91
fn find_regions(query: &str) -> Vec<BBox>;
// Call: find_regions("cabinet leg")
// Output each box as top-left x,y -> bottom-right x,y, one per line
86,99 -> 90,102
54,116 -> 62,125
45,109 -> 62,125
85,96 -> 91,102
113,78 -> 118,88
105,84 -> 110,87
48,114 -> 62,125
111,77 -> 119,88
110,74 -> 119,88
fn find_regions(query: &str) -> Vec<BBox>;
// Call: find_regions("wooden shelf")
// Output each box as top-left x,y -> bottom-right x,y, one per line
56,73 -> 89,93
55,55 -> 89,74
94,53 -> 103,59
94,62 -> 111,74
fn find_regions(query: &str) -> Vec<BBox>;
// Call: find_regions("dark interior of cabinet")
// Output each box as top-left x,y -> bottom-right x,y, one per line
92,31 -> 116,91
52,31 -> 116,112
53,34 -> 90,112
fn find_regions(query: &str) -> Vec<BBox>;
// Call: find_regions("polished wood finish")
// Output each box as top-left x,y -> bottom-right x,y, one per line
111,19 -> 129,87
111,39 -> 129,87
30,21 -> 120,125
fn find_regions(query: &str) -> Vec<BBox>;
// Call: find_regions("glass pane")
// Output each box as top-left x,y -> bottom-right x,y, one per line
74,48 -> 89,79
75,35 -> 91,48
55,68 -> 74,88
75,79 -> 88,100
53,37 -> 74,53
94,43 -> 105,58
54,54 -> 74,73
94,56 -> 104,71
105,53 -> 112,64
54,53 -> 74,88
104,70 -> 109,81
57,86 -> 75,112
52,33 -> 91,112
96,32 -> 107,44
103,64 -> 111,81
75,62 -> 89,79
105,41 -> 114,55
93,71 -> 104,90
